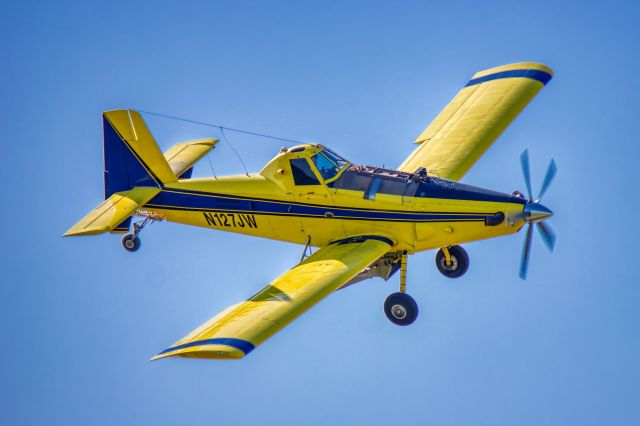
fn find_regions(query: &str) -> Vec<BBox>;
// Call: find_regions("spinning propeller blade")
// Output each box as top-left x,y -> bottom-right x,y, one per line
537,159 -> 557,201
519,223 -> 534,280
517,150 -> 557,280
520,149 -> 533,200
536,222 -> 556,252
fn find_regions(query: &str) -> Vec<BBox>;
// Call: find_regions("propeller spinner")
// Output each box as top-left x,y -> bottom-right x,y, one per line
518,150 -> 557,280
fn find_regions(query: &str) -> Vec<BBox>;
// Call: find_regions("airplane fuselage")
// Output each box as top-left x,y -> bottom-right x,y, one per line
141,145 -> 528,252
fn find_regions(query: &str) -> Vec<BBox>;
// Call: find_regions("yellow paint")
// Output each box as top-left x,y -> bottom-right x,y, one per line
64,187 -> 160,236
163,138 -> 218,177
399,253 -> 407,293
152,237 -> 392,360
146,161 -> 526,253
104,110 -> 177,184
399,62 -> 552,180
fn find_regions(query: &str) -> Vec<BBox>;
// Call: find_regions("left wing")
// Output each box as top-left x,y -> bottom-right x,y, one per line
398,62 -> 553,181
152,235 -> 393,360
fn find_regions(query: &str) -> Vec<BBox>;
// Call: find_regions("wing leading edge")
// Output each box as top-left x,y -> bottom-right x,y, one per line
398,62 -> 553,181
152,235 -> 394,360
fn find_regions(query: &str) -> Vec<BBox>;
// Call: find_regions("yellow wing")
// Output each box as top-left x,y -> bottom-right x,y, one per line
398,62 -> 553,181
151,235 -> 394,360
63,187 -> 160,236
163,138 -> 218,178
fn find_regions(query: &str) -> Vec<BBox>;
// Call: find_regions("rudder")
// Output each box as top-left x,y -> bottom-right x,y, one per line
103,110 -> 177,198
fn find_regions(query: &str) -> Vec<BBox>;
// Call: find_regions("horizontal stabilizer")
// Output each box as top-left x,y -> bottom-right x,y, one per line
64,187 -> 160,236
163,138 -> 218,178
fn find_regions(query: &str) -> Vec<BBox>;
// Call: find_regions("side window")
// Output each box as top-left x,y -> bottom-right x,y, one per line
378,178 -> 409,196
290,158 -> 320,185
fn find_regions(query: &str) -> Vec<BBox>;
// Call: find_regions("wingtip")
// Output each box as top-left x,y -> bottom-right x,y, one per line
149,341 -> 250,361
149,353 -> 167,362
149,346 -> 180,362
474,62 -> 553,77
469,62 -> 554,88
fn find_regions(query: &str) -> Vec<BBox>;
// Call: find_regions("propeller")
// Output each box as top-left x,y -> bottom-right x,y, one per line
518,150 -> 557,280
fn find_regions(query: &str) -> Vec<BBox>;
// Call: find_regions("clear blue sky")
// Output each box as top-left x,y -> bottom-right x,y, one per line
2,1 -> 639,425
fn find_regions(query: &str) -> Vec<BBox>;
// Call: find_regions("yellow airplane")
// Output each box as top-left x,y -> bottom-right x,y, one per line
65,62 -> 557,360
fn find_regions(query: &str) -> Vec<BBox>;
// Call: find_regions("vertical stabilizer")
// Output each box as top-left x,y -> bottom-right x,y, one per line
103,110 -> 177,198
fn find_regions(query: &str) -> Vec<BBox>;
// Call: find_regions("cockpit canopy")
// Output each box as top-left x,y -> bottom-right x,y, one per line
284,145 -> 351,185
275,144 -> 518,204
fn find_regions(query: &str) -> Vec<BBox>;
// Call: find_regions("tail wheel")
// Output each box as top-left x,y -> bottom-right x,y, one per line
384,292 -> 419,326
435,245 -> 469,278
121,233 -> 141,252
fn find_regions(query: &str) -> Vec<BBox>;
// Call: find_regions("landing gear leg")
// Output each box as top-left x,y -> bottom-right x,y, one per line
399,251 -> 407,293
384,251 -> 419,326
300,235 -> 313,261
121,214 -> 160,253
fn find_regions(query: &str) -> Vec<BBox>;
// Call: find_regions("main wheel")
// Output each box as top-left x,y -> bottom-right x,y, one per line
121,233 -> 141,252
384,292 -> 419,326
435,245 -> 469,278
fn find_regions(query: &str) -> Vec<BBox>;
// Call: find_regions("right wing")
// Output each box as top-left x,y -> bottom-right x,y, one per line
398,62 -> 553,181
151,235 -> 394,360
163,138 -> 218,178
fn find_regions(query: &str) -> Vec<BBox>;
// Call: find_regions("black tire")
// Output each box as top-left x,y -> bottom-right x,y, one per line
121,233 -> 141,252
435,245 -> 469,278
384,292 -> 419,326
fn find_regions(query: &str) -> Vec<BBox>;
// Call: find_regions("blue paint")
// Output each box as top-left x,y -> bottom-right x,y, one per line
178,167 -> 194,179
159,338 -> 255,356
364,178 -> 381,200
113,216 -> 131,232
466,68 -> 552,87
329,235 -> 394,246
330,169 -> 526,204
146,189 -> 498,223
103,115 -> 160,198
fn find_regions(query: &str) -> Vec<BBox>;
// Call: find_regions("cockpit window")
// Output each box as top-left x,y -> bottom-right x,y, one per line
311,149 -> 349,181
290,158 -> 320,185
322,149 -> 349,168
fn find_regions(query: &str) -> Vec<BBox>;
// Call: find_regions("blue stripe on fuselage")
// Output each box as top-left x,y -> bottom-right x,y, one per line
145,188 -> 521,222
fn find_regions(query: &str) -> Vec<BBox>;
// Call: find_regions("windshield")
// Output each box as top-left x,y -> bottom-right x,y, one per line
311,149 -> 349,181
323,148 -> 349,168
